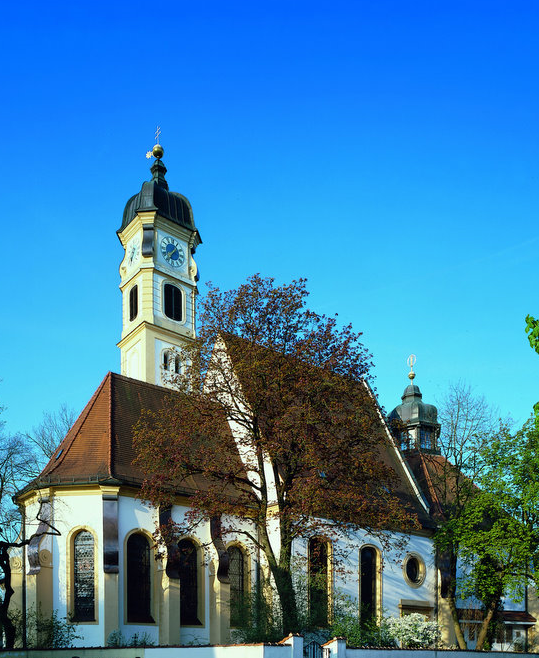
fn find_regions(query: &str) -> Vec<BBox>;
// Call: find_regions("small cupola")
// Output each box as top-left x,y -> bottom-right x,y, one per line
388,355 -> 441,454
118,144 -> 198,236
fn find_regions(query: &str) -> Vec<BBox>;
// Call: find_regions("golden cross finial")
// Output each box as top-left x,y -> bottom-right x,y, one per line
407,354 -> 416,381
146,126 -> 164,159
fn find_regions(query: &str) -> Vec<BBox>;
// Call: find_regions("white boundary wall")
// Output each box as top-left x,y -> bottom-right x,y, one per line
0,636 -> 534,658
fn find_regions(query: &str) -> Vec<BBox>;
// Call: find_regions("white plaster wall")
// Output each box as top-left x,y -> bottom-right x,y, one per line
117,495 -> 160,645
49,491 -> 105,647
293,529 -> 435,620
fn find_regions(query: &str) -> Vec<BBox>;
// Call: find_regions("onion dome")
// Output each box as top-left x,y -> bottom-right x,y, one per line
118,149 -> 196,234
388,383 -> 439,426
388,357 -> 441,453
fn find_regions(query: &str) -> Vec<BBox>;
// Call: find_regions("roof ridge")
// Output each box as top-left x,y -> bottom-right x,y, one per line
109,371 -> 179,396
418,452 -> 445,519
108,368 -> 114,478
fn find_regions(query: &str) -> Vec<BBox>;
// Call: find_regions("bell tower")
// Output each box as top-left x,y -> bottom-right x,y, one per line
117,143 -> 202,387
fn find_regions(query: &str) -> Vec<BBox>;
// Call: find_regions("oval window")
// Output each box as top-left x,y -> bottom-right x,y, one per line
403,553 -> 426,587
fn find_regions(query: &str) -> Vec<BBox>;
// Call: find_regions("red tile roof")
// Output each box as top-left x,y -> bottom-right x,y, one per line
30,373 -> 190,488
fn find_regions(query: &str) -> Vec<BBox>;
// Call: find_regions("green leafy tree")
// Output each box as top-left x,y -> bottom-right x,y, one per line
427,383 -> 503,648
436,418 -> 539,650
134,275 -> 417,635
525,314 -> 539,426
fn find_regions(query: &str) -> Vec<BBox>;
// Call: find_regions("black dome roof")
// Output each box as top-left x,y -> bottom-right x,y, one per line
388,382 -> 439,425
119,159 -> 196,233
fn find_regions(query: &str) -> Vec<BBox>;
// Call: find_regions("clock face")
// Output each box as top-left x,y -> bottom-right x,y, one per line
128,240 -> 140,265
160,236 -> 185,268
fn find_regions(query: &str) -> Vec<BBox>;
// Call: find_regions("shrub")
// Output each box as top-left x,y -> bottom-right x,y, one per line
106,629 -> 156,647
385,612 -> 440,648
9,605 -> 81,648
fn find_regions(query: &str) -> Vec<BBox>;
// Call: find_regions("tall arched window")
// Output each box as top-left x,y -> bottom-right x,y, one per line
178,539 -> 200,625
127,533 -> 153,623
164,283 -> 183,321
309,538 -> 329,627
129,285 -> 138,321
227,546 -> 246,627
73,530 -> 95,621
360,546 -> 378,622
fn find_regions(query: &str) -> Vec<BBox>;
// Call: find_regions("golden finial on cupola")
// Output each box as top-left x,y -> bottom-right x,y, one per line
146,125 -> 164,159
407,353 -> 416,382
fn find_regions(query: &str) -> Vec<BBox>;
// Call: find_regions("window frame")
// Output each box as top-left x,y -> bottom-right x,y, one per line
129,284 -> 138,322
227,544 -> 249,628
178,538 -> 204,627
124,531 -> 156,625
402,552 -> 426,589
308,538 -> 332,627
68,526 -> 98,625
163,282 -> 184,322
359,545 -> 382,623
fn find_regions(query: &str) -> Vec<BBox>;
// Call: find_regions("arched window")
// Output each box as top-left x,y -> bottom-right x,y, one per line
420,428 -> 433,450
228,546 -> 246,627
127,533 -> 153,623
178,539 -> 200,625
360,546 -> 378,622
129,285 -> 138,322
164,283 -> 183,321
73,530 -> 95,621
309,538 -> 329,627
162,349 -> 181,375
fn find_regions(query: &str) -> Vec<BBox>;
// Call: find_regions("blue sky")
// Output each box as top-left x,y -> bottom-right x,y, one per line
0,1 -> 537,437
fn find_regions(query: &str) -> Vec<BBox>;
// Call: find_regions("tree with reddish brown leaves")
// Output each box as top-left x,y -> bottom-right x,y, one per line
134,275 -> 418,634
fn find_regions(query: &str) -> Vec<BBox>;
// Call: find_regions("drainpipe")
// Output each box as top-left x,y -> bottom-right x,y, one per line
21,504 -> 27,649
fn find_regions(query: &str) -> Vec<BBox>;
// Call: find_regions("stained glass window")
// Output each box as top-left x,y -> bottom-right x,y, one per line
74,531 -> 95,621
127,534 -> 153,623
227,546 -> 246,627
178,539 -> 200,625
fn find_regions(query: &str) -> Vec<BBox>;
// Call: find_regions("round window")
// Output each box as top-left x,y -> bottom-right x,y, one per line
403,553 -> 426,587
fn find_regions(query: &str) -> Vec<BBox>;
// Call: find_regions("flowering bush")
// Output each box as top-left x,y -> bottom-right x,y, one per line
385,613 -> 440,648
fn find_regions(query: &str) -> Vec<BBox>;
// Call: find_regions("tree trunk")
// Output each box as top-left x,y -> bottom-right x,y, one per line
448,594 -> 467,649
444,546 -> 467,649
0,544 -> 17,649
272,563 -> 299,634
257,525 -> 299,635
476,596 -> 501,650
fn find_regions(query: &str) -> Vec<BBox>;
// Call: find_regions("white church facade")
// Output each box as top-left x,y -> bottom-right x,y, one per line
10,145 -> 534,649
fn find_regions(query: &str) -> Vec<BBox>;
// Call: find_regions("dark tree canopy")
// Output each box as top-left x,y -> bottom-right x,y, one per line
134,275 -> 418,633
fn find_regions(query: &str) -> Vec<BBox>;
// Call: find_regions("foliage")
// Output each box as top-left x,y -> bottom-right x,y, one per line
430,383 -> 509,649
525,314 -> 539,355
9,604 -> 81,648
385,613 -> 440,648
134,275 -> 417,633
435,415 -> 539,649
329,604 -> 394,647
106,628 -> 156,647
525,314 -> 539,425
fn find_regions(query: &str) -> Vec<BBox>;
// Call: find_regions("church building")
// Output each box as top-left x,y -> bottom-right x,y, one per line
10,145 -> 533,649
